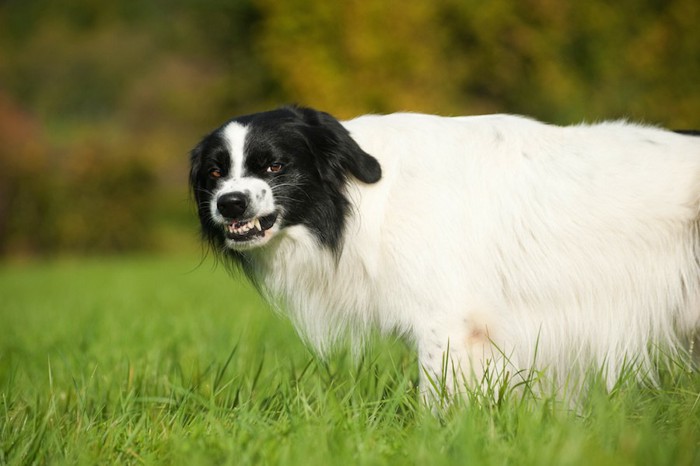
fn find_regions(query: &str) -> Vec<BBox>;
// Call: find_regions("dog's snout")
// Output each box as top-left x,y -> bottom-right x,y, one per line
217,192 -> 249,219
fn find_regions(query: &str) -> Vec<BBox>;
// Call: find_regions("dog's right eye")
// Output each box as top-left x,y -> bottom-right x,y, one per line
209,168 -> 222,179
266,162 -> 284,173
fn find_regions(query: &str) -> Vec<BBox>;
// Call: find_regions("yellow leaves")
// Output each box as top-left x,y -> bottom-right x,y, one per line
253,0 -> 699,125
253,0 -> 461,116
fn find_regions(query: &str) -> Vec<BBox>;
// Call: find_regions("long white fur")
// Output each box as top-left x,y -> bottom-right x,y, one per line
226,113 -> 700,394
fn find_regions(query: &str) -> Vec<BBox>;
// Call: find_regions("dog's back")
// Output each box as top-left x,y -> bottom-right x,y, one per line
341,114 -> 700,389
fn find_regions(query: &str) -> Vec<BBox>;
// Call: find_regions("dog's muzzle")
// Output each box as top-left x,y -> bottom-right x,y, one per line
216,192 -> 278,242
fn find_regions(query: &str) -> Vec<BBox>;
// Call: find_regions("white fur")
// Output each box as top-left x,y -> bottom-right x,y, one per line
223,123 -> 248,179
244,113 -> 700,395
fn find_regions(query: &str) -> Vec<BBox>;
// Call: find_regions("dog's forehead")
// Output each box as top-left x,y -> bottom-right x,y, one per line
215,108 -> 309,180
221,122 -> 249,179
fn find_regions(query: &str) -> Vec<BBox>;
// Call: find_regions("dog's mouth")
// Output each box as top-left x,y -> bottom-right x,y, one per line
225,212 -> 278,242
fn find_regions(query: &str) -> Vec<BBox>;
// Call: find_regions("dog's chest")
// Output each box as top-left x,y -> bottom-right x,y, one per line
250,226 -> 380,327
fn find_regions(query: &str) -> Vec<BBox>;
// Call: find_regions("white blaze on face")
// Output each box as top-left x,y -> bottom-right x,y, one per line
222,122 -> 248,179
209,122 -> 277,223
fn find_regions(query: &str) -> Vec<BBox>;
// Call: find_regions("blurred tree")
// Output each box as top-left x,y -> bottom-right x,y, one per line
0,91 -> 52,256
253,0 -> 699,125
0,91 -> 157,256
0,0 -> 697,257
254,0 -> 466,117
438,0 -> 700,124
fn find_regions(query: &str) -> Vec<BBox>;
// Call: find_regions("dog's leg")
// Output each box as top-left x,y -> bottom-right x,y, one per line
417,311 -> 509,405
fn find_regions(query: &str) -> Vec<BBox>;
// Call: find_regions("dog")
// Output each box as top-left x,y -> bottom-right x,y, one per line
190,105 -> 700,398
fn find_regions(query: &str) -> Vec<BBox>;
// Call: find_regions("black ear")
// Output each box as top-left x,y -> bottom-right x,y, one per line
292,106 -> 382,185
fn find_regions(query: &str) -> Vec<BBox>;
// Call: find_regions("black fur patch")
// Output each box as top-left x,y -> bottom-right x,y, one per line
673,130 -> 700,136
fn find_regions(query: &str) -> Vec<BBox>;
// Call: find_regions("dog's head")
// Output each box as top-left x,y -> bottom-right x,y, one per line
190,106 -> 381,257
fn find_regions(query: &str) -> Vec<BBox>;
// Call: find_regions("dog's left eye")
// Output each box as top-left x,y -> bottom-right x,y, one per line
266,163 -> 284,173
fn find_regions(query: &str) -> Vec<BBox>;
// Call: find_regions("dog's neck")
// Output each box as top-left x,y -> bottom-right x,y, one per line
241,224 -> 376,354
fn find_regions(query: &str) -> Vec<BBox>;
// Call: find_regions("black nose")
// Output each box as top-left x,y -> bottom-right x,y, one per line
217,192 -> 248,219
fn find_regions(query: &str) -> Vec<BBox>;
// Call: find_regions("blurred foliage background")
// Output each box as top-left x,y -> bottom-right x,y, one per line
0,0 -> 698,258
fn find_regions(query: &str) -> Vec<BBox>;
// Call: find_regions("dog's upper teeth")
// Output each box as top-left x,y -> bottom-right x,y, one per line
228,218 -> 260,235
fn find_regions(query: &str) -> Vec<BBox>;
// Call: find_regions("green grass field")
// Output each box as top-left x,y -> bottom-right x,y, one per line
1,256 -> 699,465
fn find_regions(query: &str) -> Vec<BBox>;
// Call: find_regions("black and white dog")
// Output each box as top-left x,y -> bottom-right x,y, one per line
190,106 -> 700,395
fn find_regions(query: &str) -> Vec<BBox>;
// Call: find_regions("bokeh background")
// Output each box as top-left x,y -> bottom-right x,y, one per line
1,0 -> 698,259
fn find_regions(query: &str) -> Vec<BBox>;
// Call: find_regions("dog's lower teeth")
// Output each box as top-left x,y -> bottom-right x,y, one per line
228,218 -> 264,237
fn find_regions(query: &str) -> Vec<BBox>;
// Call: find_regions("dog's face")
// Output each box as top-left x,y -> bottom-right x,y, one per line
190,106 -> 381,255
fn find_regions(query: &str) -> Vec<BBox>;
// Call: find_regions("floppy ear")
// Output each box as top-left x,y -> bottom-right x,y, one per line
293,106 -> 382,185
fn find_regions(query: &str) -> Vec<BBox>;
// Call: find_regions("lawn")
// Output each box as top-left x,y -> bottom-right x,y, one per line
0,256 -> 698,465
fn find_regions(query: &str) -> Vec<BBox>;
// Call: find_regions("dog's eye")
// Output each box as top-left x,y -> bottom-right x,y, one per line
266,163 -> 284,173
209,168 -> 222,179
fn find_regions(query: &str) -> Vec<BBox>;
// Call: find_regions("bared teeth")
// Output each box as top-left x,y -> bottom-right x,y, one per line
227,218 -> 262,236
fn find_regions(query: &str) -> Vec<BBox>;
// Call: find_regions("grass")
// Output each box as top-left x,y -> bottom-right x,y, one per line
0,255 -> 699,465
